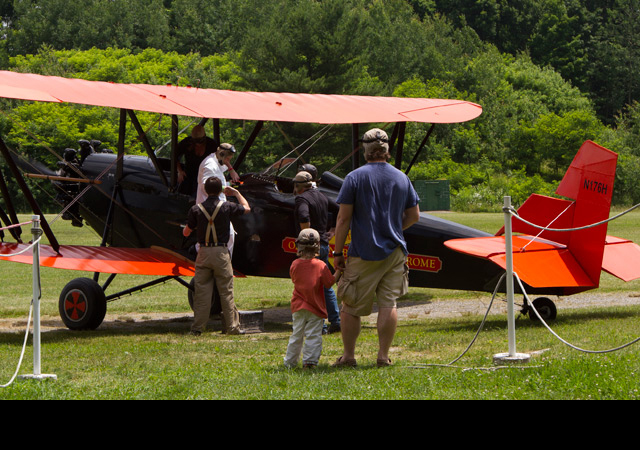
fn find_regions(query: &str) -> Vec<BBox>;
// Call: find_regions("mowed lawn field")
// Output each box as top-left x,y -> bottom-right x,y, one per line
1,210 -> 639,399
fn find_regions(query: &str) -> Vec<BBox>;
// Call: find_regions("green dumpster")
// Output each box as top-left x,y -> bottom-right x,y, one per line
414,180 -> 450,211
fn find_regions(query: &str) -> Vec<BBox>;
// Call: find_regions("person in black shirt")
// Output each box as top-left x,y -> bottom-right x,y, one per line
293,170 -> 341,334
176,125 -> 218,196
184,177 -> 250,335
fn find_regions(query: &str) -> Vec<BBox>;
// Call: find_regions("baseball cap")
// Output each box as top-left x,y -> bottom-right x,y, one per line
361,128 -> 389,152
293,171 -> 313,184
296,228 -> 320,246
219,143 -> 236,153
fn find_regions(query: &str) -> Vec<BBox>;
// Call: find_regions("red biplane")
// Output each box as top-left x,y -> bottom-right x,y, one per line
0,70 -> 638,330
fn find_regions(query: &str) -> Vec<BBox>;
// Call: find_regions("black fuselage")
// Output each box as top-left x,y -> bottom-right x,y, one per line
76,153 -> 522,294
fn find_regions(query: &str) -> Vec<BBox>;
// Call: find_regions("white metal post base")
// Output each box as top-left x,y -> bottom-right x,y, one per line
493,352 -> 531,365
19,374 -> 57,381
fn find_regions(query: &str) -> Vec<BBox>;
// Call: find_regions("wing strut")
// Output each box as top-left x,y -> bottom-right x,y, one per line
127,110 -> 169,187
0,137 -> 59,253
0,169 -> 22,242
233,121 -> 264,172
405,124 -> 436,175
391,122 -> 406,171
352,124 -> 360,170
170,114 -> 178,189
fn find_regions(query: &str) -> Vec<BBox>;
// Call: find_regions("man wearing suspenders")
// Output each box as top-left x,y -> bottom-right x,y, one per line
196,143 -> 240,257
184,177 -> 251,336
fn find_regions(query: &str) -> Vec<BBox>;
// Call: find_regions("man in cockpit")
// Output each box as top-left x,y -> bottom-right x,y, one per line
176,125 -> 218,196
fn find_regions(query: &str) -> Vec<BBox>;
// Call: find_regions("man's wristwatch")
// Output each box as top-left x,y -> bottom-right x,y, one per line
333,251 -> 343,257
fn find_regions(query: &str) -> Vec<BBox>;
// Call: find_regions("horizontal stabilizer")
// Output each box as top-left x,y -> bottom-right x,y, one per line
602,236 -> 640,282
445,236 -> 565,259
445,236 -> 595,290
0,243 -> 195,277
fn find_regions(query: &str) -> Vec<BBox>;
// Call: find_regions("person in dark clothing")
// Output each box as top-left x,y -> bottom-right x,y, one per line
293,171 -> 341,334
183,177 -> 251,335
176,125 -> 218,196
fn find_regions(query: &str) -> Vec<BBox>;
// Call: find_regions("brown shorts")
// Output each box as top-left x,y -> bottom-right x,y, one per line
337,247 -> 409,317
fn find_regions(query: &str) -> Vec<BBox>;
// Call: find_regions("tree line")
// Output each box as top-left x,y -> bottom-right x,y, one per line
0,0 -> 639,211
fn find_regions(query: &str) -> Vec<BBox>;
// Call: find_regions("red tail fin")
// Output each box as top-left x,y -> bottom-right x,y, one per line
556,141 -> 617,286
505,141 -> 618,287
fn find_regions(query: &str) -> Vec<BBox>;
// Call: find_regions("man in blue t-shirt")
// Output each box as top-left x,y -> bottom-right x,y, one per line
332,128 -> 420,368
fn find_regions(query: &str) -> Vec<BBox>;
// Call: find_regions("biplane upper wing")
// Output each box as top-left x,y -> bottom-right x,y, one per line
0,243 -> 195,277
0,70 -> 482,124
0,70 -> 482,278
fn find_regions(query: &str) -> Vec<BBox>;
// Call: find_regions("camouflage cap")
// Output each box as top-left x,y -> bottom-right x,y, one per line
361,128 -> 389,153
293,171 -> 313,183
296,228 -> 320,246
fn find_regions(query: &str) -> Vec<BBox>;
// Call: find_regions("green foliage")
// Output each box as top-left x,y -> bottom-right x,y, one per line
409,156 -> 556,212
429,0 -> 640,123
1,1 -> 640,212
509,109 -> 604,175
8,0 -> 171,54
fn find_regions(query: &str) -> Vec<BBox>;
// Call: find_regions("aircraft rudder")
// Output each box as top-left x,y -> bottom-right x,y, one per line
558,141 -> 618,287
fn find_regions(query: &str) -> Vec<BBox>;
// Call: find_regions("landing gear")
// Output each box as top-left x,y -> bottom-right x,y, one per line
59,278 -> 107,330
524,297 -> 558,322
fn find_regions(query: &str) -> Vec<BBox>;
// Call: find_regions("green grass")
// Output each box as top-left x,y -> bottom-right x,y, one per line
1,212 -> 640,399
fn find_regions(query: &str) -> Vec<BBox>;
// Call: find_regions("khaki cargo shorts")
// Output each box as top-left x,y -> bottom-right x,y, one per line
337,247 -> 409,317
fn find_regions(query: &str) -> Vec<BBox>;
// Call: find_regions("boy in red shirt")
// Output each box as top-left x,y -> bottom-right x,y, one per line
284,228 -> 338,369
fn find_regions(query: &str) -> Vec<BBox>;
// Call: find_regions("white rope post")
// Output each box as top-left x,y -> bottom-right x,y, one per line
494,197 -> 530,365
19,215 -> 56,381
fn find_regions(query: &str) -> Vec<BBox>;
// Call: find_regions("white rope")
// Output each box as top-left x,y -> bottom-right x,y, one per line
516,274 -> 640,353
0,221 -> 32,232
521,202 -> 574,252
410,274 -> 507,370
411,200 -> 640,371
0,236 -> 42,257
506,200 -> 640,352
506,203 -> 640,233
0,300 -> 33,388
410,270 -> 640,372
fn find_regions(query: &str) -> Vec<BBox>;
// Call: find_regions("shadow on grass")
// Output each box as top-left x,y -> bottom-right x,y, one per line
393,304 -> 640,335
1,303 -> 638,346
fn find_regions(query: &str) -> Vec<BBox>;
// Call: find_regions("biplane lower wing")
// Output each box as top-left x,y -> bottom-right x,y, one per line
0,243 -> 195,277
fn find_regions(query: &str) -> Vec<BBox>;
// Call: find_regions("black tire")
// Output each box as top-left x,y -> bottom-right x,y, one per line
529,297 -> 557,322
59,278 -> 107,330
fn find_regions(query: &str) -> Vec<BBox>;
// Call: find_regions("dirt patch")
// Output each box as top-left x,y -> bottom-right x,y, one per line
2,291 -> 640,334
